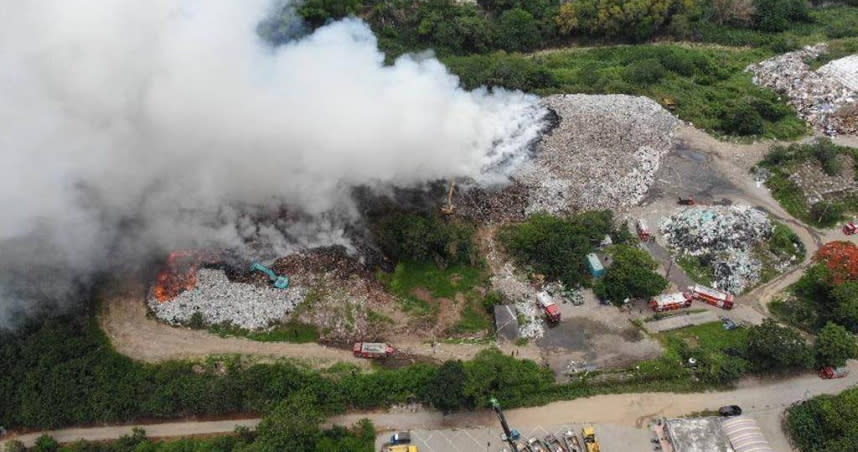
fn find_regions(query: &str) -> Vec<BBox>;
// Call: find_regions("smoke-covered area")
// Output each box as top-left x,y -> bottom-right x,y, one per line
0,0 -> 548,328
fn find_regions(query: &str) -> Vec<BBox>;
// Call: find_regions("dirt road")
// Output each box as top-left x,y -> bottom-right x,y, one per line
100,283 -> 541,366
100,283 -> 371,367
6,360 -> 856,449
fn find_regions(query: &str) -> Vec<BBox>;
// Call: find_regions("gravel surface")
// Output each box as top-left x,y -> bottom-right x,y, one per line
660,205 -> 772,293
148,269 -> 307,330
747,45 -> 857,135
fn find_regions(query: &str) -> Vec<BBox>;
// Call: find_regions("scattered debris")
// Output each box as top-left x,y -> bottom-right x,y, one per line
660,205 -> 773,293
747,45 -> 858,135
148,268 -> 307,330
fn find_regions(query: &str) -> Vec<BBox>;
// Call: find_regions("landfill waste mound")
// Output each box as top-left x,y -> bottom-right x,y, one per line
491,262 -> 545,339
660,205 -> 773,293
515,94 -> 679,215
747,45 -> 857,135
148,268 -> 307,330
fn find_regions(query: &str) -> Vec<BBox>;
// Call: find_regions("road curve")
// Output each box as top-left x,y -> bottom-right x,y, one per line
4,361 -> 856,449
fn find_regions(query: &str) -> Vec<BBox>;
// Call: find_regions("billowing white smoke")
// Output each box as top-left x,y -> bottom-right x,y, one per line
0,0 -> 547,326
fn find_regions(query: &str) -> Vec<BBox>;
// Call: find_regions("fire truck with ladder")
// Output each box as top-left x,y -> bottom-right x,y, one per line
649,292 -> 693,312
689,284 -> 734,309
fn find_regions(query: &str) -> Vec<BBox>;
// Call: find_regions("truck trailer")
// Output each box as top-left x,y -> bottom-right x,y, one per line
689,284 -> 734,309
649,292 -> 693,312
352,342 -> 395,359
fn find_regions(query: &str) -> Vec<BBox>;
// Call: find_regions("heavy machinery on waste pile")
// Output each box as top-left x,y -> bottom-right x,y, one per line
537,291 -> 561,324
491,397 -> 521,452
250,262 -> 290,289
678,195 -> 696,205
440,179 -> 456,215
581,426 -> 600,452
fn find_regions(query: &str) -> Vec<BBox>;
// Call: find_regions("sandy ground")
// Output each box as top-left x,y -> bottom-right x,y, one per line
6,360 -> 855,450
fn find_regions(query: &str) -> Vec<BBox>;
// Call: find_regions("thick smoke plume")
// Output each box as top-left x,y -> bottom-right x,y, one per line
0,0 -> 547,328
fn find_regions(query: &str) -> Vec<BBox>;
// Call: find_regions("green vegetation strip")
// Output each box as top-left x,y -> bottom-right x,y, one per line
444,44 -> 807,139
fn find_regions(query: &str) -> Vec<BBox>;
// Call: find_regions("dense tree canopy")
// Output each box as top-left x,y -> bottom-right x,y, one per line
594,245 -> 668,304
499,211 -> 618,288
815,322 -> 858,367
746,319 -> 812,371
787,386 -> 858,452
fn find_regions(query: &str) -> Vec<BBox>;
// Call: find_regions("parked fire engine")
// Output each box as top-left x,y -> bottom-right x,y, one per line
689,284 -> 734,310
537,291 -> 561,324
636,219 -> 652,241
649,292 -> 693,312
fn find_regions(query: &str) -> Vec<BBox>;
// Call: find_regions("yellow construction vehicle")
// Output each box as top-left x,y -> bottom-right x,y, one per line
386,445 -> 418,452
582,425 -> 600,452
440,179 -> 456,215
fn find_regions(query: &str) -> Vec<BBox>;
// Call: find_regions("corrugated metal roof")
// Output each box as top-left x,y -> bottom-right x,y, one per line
722,417 -> 773,452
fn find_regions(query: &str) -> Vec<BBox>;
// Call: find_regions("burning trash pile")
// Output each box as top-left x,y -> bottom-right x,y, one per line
515,94 -> 679,215
660,205 -> 773,293
747,45 -> 857,135
148,268 -> 307,330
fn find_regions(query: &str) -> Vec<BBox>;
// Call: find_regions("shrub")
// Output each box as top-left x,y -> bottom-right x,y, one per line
497,8 -> 541,52
814,321 -> 858,367
623,58 -> 667,84
720,101 -> 764,135
752,0 -> 810,32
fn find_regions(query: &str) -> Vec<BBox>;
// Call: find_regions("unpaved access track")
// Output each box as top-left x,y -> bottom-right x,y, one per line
100,283 -> 541,366
5,360 -> 856,449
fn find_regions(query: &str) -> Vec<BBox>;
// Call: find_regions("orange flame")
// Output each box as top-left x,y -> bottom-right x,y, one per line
152,250 -> 220,303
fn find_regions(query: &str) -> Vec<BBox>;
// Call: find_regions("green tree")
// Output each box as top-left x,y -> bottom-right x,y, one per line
746,319 -> 812,371
298,0 -> 362,28
815,322 -> 858,367
752,0 -> 809,32
497,8 -> 541,52
594,245 -> 668,304
33,435 -> 58,452
252,391 -> 324,452
427,360 -> 469,413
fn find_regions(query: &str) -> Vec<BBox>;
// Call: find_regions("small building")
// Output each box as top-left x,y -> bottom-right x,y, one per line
494,305 -> 519,341
586,253 -> 605,277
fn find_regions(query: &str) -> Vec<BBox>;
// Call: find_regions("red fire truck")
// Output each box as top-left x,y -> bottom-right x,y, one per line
649,292 -> 693,312
689,284 -> 734,310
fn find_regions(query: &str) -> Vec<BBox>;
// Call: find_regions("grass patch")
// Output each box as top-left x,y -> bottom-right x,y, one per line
676,255 -> 715,286
769,298 -> 820,333
444,44 -> 808,139
660,321 -> 749,352
389,261 -> 484,298
208,321 -> 320,343
388,261 -> 486,317
366,309 -> 395,326
449,299 -> 492,335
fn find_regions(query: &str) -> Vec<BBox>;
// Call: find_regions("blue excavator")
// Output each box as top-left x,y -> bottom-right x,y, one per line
250,262 -> 290,289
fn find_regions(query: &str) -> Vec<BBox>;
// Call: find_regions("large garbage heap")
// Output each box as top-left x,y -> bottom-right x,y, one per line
660,205 -> 773,293
747,44 -> 857,135
147,247 -> 395,338
148,268 -> 307,330
515,94 -> 679,215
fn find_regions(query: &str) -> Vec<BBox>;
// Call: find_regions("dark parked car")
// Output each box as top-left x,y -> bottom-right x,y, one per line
719,405 -> 742,417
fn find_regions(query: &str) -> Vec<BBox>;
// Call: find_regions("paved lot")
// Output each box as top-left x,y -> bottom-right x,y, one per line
377,423 -> 654,452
